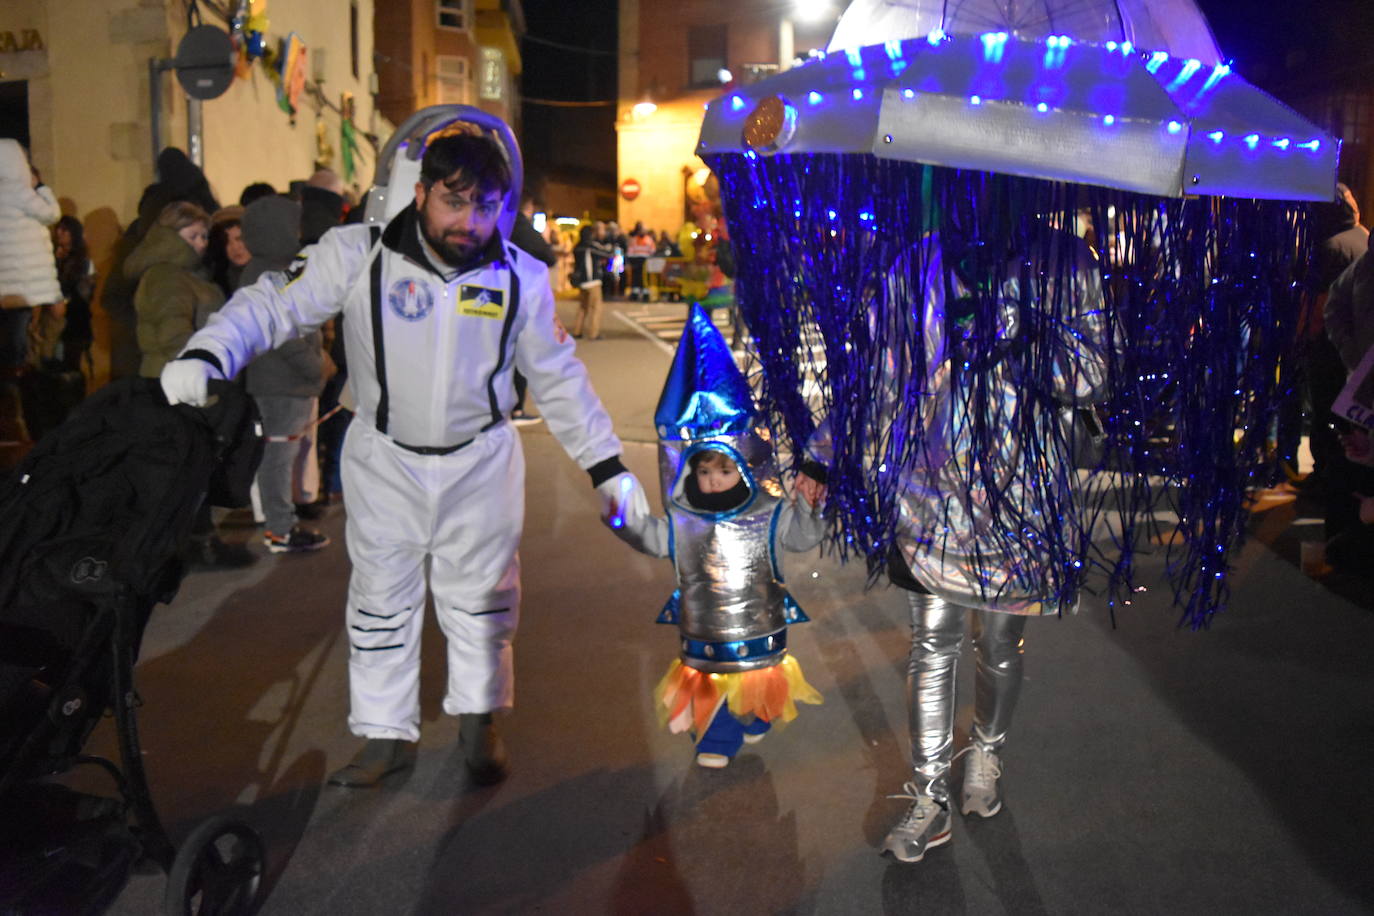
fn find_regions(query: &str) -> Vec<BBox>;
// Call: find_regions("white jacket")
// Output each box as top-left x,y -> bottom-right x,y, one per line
0,139 -> 62,306
183,203 -> 622,470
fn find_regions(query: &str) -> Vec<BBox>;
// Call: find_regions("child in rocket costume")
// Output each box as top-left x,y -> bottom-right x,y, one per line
623,305 -> 825,768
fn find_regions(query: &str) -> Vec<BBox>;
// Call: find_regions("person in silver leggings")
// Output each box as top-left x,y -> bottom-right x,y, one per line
882,584 -> 1027,863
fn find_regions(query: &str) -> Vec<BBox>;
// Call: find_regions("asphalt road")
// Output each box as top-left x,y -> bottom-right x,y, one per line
88,300 -> 1374,915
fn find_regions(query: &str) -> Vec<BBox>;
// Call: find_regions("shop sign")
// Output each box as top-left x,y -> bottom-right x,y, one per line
620,178 -> 642,201
0,30 -> 44,53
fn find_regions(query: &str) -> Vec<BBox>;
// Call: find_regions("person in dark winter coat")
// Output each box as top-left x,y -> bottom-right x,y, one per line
1301,183 -> 1369,493
130,201 -> 221,378
239,195 -> 331,553
53,215 -> 95,374
103,149 -> 221,379
156,147 -> 220,216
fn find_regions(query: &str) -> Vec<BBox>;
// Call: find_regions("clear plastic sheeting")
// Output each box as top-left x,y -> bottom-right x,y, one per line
827,0 -> 1223,64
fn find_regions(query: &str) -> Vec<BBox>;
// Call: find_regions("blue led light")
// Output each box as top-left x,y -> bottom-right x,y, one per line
970,95 -> 982,105
808,90 -> 822,105
852,88 -> 864,100
1273,137 -> 1290,149
981,31 -> 1008,64
1297,139 -> 1322,151
927,28 -> 946,45
730,95 -> 745,111
1244,133 -> 1259,149
1036,102 -> 1049,113
1146,50 -> 1169,74
1106,40 -> 1118,51
1200,61 -> 1231,93
1167,120 -> 1183,134
1102,114 -> 1115,126
1208,130 -> 1224,142
1167,58 -> 1202,91
885,39 -> 903,60
902,88 -> 915,99
827,209 -> 837,220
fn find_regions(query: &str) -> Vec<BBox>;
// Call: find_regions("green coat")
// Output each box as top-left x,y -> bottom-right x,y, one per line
129,225 -> 223,377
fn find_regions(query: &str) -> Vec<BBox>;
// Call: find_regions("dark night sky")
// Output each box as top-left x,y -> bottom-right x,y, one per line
516,0 -> 1374,196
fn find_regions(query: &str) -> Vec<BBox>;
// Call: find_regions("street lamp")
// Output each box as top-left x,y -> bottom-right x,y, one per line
782,1 -> 833,71
792,0 -> 831,22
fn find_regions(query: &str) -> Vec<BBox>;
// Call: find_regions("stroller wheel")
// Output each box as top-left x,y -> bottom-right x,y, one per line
163,815 -> 265,916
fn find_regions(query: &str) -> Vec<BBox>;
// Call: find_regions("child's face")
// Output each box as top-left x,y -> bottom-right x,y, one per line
695,457 -> 741,494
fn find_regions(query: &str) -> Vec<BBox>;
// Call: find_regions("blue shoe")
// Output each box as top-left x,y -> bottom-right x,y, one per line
696,703 -> 746,767
741,717 -> 772,745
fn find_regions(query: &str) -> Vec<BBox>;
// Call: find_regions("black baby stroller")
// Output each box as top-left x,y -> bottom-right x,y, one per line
0,377 -> 265,915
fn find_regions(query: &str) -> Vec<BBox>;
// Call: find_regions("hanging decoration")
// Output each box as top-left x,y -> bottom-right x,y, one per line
229,0 -> 268,80
274,32 -> 308,116
340,92 -> 360,184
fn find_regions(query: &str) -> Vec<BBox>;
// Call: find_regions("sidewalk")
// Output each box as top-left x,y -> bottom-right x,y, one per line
92,302 -> 1374,914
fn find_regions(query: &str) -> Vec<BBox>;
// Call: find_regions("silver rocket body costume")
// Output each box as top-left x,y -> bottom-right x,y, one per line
653,307 -> 818,675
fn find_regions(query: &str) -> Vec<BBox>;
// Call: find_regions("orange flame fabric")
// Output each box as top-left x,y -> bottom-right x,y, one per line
653,654 -> 822,737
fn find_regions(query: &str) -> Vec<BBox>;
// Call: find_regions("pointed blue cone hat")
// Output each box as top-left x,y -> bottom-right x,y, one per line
654,304 -> 755,441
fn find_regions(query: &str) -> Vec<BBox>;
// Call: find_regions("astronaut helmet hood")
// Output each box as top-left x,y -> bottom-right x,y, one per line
654,305 -> 779,514
364,104 -> 524,237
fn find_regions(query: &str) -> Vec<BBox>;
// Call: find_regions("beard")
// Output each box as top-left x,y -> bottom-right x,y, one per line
419,201 -> 488,267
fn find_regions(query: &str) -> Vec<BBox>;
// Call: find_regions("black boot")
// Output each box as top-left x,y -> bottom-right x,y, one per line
327,739 -> 414,788
458,713 -> 509,786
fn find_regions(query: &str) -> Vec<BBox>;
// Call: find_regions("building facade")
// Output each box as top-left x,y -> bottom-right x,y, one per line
0,0 -> 381,233
373,0 -> 523,137
616,0 -> 835,235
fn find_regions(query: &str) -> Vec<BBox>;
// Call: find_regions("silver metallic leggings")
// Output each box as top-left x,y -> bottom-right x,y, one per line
905,590 -> 1026,802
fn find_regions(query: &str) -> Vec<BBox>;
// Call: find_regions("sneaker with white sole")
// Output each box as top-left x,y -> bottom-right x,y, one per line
960,744 -> 1003,817
264,526 -> 330,554
881,783 -> 951,863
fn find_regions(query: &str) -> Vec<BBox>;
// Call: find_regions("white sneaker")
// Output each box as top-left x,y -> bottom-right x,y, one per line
881,784 -> 951,863
695,752 -> 730,768
960,744 -> 1003,817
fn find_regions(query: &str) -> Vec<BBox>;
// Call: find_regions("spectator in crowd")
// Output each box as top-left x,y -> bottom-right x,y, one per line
572,224 -> 612,340
238,195 -> 331,554
102,147 -> 220,379
1321,207 -> 1374,575
239,181 -> 277,207
603,219 -> 626,300
626,221 -> 656,302
130,199 -> 251,569
1301,183 -> 1368,496
130,201 -> 221,376
300,168 -> 345,244
0,139 -> 63,455
509,195 -> 558,425
656,228 -> 681,258
53,214 -> 95,376
207,206 -> 251,297
156,146 -> 220,216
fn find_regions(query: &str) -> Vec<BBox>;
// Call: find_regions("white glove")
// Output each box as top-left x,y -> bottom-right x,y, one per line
161,357 -> 223,407
596,471 -> 669,557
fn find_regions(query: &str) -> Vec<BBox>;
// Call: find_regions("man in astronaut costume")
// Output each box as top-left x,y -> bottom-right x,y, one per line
162,128 -> 650,787
874,231 -> 1107,862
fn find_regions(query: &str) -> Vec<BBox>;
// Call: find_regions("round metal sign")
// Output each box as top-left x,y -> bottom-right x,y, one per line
175,25 -> 236,100
620,178 -> 642,201
742,96 -> 798,156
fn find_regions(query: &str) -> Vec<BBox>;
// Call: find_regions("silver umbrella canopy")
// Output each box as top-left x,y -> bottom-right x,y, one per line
697,1 -> 1338,200
828,0 -> 1224,64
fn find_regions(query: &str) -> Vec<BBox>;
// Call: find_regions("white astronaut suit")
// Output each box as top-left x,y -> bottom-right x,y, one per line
169,181 -> 627,743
